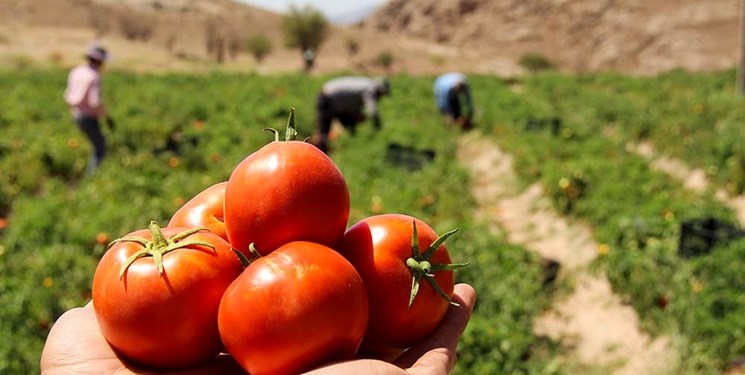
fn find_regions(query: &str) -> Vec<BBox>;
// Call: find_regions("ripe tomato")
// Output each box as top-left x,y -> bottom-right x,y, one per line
224,110 -> 350,256
168,181 -> 228,241
218,241 -> 369,375
337,213 -> 467,355
91,221 -> 244,370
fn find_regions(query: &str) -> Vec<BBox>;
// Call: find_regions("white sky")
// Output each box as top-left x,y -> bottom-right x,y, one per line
235,0 -> 389,19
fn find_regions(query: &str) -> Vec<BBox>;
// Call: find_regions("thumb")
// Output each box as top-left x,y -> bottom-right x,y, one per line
395,283 -> 476,372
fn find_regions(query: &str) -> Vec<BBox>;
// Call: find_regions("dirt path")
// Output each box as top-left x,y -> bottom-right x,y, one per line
635,141 -> 745,226
457,131 -> 675,374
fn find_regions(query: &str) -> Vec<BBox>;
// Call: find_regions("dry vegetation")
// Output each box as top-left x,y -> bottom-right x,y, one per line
0,0 -> 739,76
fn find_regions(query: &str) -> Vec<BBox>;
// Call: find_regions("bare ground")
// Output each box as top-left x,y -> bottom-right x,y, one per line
456,131 -> 676,374
634,141 -> 745,226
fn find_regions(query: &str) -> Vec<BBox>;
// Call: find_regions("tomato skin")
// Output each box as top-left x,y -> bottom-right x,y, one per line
218,241 -> 369,375
168,182 -> 228,241
338,214 -> 455,354
224,140 -> 350,256
91,225 -> 243,370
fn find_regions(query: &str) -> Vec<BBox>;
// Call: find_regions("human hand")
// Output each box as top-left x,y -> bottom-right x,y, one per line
305,283 -> 476,375
39,302 -> 245,375
40,283 -> 476,375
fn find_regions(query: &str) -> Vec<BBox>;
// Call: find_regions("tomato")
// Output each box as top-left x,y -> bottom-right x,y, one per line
168,182 -> 228,241
337,213 -> 467,355
218,241 -> 369,375
224,110 -> 350,256
91,221 -> 244,370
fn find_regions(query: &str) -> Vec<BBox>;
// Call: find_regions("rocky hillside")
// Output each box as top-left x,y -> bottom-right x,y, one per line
0,0 -> 282,64
0,0 -> 739,76
363,0 -> 740,75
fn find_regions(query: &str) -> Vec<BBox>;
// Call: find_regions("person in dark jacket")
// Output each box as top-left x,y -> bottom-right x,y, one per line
312,76 -> 390,153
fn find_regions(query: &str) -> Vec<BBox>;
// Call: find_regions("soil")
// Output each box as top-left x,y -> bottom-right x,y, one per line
457,131 -> 676,374
364,0 -> 740,76
634,141 -> 745,226
0,0 -> 740,76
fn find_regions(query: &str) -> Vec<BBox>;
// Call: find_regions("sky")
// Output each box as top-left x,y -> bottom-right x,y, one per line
235,0 -> 390,24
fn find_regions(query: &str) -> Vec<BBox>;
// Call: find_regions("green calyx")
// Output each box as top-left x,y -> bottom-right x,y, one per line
406,221 -> 469,308
110,221 -> 215,279
264,107 -> 298,142
231,243 -> 264,268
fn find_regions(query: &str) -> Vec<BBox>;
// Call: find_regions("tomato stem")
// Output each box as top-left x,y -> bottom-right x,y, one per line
405,221 -> 469,308
110,221 -> 216,279
285,107 -> 298,141
261,108 -> 298,142
247,243 -> 264,262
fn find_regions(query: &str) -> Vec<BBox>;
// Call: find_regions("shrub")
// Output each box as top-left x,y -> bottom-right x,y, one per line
282,5 -> 328,67
345,36 -> 359,58
518,53 -> 555,73
245,33 -> 273,63
374,50 -> 394,71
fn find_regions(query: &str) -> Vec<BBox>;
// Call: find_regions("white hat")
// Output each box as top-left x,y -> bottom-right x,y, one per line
86,45 -> 108,62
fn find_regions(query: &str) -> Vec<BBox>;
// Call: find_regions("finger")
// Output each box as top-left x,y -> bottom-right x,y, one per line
394,283 -> 476,370
40,304 -> 121,374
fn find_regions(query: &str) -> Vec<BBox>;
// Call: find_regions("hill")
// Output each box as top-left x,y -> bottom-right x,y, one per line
0,0 -> 291,72
363,0 -> 740,75
0,0 -> 740,76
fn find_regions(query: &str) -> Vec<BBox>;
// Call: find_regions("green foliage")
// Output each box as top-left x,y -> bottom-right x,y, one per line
374,50 -> 395,71
11,55 -> 34,70
245,33 -> 273,63
518,53 -> 555,73
282,5 -> 328,52
476,70 -> 745,373
0,70 -> 555,374
3,67 -> 743,375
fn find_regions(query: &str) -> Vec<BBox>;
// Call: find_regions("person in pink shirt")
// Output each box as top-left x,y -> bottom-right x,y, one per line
64,45 -> 111,175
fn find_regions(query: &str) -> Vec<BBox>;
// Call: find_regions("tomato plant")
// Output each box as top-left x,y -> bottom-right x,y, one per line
91,221 -> 243,370
338,213 -> 467,354
168,181 -> 228,241
224,109 -> 350,256
218,241 -> 369,375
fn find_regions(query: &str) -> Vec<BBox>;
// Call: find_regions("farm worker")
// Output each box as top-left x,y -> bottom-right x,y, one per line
434,72 -> 473,130
311,76 -> 390,153
64,44 -> 113,175
303,48 -> 315,73
40,284 -> 475,374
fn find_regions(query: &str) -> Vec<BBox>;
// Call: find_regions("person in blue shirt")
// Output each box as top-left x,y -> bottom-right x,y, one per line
433,72 -> 473,130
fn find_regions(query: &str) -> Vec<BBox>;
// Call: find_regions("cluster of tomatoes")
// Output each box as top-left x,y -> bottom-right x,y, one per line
91,110 -> 467,375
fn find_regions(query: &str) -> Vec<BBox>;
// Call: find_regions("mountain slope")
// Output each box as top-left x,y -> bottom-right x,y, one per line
363,0 -> 739,75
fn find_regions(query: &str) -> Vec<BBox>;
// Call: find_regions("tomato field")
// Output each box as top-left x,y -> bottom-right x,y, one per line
1,67 -> 743,374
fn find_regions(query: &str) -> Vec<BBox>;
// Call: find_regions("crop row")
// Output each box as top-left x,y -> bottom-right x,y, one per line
0,69 -> 556,374
4,67 -> 742,374
474,71 -> 744,373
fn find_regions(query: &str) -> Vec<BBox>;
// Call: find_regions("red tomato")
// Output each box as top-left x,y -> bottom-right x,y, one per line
224,110 -> 350,256
218,241 -> 369,375
168,182 -> 228,241
338,213 -> 467,354
92,221 -> 244,370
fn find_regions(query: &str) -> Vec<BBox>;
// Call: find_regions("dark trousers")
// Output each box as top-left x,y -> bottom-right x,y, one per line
316,94 -> 361,137
75,115 -> 106,174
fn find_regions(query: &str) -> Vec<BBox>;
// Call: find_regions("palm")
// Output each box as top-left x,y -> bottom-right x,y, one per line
40,303 -> 244,375
41,284 -> 476,375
